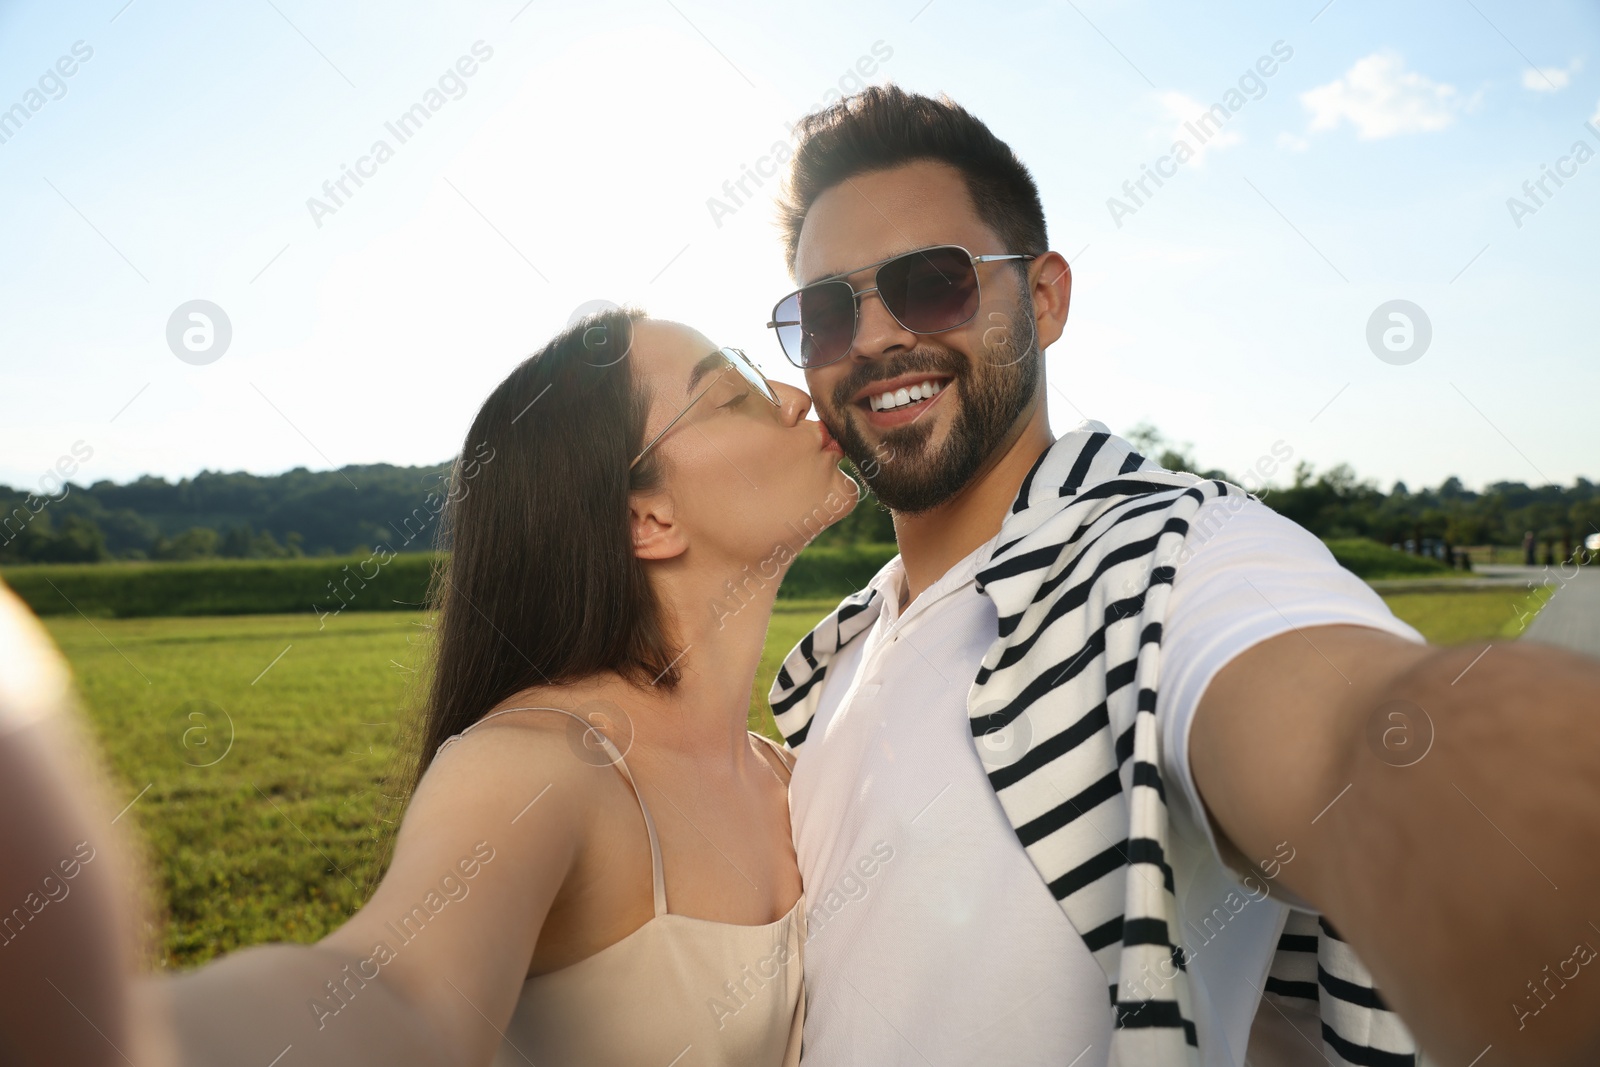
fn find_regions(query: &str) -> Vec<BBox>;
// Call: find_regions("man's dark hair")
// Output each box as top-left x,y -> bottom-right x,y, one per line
777,84 -> 1048,275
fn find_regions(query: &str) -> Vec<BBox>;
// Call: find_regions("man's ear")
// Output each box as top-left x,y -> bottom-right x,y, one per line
1029,252 -> 1072,350
629,489 -> 688,561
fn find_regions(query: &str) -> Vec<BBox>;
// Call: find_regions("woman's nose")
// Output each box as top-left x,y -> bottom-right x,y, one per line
772,381 -> 813,426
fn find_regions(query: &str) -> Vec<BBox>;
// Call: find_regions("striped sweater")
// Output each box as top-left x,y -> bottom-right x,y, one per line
768,425 -> 1422,1067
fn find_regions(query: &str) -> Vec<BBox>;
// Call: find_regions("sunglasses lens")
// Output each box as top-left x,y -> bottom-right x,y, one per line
773,248 -> 986,367
878,246 -> 979,334
772,291 -> 806,367
725,348 -> 778,404
783,282 -> 856,368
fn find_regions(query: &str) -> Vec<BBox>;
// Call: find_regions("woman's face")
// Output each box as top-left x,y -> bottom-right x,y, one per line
629,319 -> 859,568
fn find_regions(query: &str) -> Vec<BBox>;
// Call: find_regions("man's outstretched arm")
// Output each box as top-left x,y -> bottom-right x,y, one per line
1189,625 -> 1600,1066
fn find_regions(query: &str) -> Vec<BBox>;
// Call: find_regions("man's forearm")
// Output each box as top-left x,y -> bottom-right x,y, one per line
137,942 -> 456,1067
1308,640 -> 1600,1066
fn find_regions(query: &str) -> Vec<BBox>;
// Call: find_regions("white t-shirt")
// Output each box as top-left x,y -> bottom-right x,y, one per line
788,495 -> 1425,1067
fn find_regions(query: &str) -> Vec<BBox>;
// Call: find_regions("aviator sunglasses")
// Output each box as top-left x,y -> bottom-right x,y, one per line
767,244 -> 1035,369
630,346 -> 779,469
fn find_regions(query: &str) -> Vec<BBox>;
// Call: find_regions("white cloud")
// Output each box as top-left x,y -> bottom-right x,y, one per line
1299,52 -> 1458,139
1523,57 -> 1583,92
1276,131 -> 1310,152
1156,91 -> 1243,167
1523,67 -> 1570,91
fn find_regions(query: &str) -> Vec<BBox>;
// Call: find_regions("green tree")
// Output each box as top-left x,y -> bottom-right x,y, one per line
153,527 -> 221,561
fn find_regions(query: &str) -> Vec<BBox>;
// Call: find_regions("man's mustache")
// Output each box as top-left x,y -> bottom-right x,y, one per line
828,347 -> 967,414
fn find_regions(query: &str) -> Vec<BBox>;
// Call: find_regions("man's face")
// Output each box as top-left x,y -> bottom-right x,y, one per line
791,161 -> 1041,514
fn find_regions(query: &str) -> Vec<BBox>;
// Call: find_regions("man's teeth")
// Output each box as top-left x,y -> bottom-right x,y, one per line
869,379 -> 946,413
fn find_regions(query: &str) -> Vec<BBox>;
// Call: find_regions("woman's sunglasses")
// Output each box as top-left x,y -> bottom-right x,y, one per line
630,346 -> 779,469
767,244 -> 1035,369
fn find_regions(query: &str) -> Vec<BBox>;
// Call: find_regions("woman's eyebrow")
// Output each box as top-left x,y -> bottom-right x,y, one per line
686,351 -> 726,394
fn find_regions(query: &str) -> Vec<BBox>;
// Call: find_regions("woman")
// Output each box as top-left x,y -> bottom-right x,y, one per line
146,309 -> 858,1066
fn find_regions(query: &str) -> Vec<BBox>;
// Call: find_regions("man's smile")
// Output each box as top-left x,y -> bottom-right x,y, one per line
850,372 -> 955,427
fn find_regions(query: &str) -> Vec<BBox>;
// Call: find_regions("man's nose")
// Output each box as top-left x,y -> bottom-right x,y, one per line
849,286 -> 917,361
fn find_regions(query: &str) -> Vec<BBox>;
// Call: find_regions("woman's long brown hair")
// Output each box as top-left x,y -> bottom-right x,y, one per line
367,309 -> 682,888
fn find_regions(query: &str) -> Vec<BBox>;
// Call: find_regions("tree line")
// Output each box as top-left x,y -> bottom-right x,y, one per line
3,431 -> 1595,566
0,463 -> 455,564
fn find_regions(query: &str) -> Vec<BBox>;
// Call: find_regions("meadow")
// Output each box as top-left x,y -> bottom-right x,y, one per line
38,580 -> 1535,971
41,599 -> 838,969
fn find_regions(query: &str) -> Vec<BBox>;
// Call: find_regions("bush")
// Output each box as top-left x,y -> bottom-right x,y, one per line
2,555 -> 438,619
2,544 -> 904,619
10,538 -> 1470,619
773,544 -> 898,599
12,538 -> 1468,619
1324,538 -> 1455,580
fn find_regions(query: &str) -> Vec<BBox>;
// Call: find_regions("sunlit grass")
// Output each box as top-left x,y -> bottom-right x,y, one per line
42,586 -> 1537,968
1380,587 -> 1552,646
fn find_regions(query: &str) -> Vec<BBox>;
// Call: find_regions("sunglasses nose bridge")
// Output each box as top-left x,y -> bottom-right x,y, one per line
848,283 -> 920,355
851,281 -> 928,361
848,283 -> 882,314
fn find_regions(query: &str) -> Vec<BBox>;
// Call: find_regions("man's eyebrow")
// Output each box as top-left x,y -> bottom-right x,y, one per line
686,351 -> 725,393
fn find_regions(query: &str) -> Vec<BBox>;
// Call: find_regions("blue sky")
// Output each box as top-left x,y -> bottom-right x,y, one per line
2,0 -> 1596,499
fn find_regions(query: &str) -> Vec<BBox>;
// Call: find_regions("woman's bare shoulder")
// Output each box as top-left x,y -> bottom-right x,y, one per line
428,694 -> 599,786
425,687 -> 635,799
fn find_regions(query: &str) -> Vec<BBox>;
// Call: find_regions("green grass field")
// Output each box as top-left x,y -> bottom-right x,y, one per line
1382,584 -> 1555,645
42,587 -> 1537,970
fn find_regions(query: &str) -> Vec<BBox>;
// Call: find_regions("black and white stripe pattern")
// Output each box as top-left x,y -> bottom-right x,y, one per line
770,425 -> 1418,1067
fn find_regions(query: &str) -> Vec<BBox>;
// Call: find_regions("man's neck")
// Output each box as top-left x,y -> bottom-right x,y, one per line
891,405 -> 1055,606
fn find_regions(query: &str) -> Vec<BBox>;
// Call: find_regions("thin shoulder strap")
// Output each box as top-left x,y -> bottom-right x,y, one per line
750,731 -> 797,776
435,705 -> 667,918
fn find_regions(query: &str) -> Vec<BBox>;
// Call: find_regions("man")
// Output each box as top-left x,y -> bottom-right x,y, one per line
765,86 -> 1600,1066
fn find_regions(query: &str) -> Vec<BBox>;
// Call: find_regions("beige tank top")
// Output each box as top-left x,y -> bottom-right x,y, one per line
439,707 -> 805,1067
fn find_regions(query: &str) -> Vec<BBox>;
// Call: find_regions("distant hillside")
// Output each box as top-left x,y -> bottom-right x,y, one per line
1,463 -> 455,562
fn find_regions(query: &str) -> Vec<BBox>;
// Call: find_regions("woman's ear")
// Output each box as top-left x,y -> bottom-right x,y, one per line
629,489 -> 688,561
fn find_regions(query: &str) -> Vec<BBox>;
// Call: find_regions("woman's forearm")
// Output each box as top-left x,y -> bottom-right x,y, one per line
139,941 -> 456,1067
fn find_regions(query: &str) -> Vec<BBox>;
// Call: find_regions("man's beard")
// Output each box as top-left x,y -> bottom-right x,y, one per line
825,302 -> 1040,515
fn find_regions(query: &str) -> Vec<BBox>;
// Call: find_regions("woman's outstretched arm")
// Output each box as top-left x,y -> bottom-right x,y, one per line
140,715 -> 594,1067
136,942 -> 456,1066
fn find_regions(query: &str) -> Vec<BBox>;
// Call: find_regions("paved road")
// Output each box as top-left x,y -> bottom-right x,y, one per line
1368,564 -> 1574,594
1505,566 -> 1600,660
1365,566 -> 1599,652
